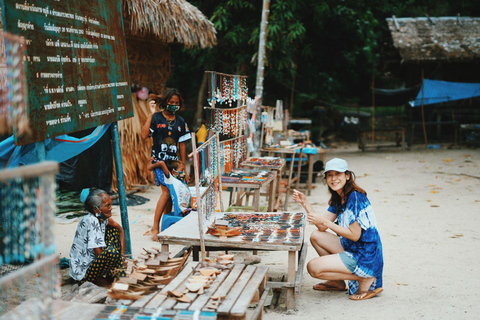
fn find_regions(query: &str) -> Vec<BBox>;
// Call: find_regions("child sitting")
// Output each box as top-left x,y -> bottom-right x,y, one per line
149,160 -> 192,238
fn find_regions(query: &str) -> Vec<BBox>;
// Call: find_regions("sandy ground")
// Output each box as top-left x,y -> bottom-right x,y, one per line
53,143 -> 480,320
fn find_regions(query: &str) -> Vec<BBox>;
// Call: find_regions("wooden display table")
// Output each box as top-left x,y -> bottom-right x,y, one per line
158,211 -> 308,309
261,147 -> 326,196
221,169 -> 277,212
241,157 -> 286,211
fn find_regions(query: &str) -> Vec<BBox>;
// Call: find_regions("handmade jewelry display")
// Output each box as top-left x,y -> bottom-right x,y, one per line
192,134 -> 223,236
206,71 -> 248,107
241,157 -> 285,170
216,212 -> 305,245
0,31 -> 29,137
0,163 -> 60,318
205,105 -> 247,138
221,168 -> 275,184
219,136 -> 246,175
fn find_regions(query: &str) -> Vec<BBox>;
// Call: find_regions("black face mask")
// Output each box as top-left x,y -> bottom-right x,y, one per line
94,207 -> 108,220
166,104 -> 180,113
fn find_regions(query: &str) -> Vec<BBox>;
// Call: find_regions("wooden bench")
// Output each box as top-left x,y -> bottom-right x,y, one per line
126,262 -> 269,320
358,127 -> 406,151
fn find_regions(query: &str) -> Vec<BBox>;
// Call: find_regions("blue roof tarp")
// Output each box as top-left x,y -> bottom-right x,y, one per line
0,124 -> 110,169
409,79 -> 480,107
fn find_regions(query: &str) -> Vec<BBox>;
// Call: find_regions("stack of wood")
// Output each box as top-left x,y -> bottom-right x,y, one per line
108,247 -> 191,300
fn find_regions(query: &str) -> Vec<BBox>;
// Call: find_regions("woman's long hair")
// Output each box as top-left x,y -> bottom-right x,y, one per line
325,171 -> 366,207
152,88 -> 184,110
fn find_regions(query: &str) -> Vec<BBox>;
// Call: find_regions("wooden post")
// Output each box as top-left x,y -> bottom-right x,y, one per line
421,70 -> 428,148
191,133 -> 206,263
286,251 -> 296,309
111,122 -> 132,256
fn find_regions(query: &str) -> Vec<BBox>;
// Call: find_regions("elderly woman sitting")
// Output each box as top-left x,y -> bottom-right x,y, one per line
69,188 -> 126,286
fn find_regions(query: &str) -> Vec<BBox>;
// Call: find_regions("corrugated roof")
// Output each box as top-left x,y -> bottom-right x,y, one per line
386,16 -> 480,62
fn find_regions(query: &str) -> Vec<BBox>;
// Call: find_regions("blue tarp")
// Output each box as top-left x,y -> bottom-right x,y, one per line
410,79 -> 480,107
0,124 -> 111,169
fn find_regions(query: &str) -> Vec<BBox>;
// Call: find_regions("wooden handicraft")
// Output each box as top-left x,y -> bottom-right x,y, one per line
107,247 -> 191,300
241,157 -> 284,170
219,212 -> 305,245
206,220 -> 242,239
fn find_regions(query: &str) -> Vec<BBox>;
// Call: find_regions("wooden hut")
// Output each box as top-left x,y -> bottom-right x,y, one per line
385,16 -> 480,145
114,0 -> 217,190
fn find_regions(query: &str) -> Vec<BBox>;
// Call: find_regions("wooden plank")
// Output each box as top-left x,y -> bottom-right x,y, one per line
250,288 -> 269,320
295,242 -> 308,295
205,264 -> 245,306
230,266 -> 268,317
286,251 -> 296,310
0,161 -> 58,180
188,266 -> 231,311
266,281 -> 294,288
130,291 -> 157,308
217,265 -> 256,315
143,261 -> 198,309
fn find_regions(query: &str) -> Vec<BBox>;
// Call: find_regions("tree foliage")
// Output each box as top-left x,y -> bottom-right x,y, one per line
167,0 -> 480,125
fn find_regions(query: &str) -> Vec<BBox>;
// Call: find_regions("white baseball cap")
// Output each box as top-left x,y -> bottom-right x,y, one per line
324,158 -> 349,173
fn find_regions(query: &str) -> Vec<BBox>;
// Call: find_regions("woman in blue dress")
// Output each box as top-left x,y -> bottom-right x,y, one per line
293,158 -> 383,300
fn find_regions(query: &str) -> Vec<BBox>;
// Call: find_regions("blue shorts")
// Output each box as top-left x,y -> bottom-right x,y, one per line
338,252 -> 357,273
153,168 -> 167,186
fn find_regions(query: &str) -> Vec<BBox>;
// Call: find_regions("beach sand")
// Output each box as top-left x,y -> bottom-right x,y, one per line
53,143 -> 480,319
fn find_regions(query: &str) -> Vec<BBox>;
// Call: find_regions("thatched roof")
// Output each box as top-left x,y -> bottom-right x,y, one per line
386,16 -> 480,62
124,0 -> 217,49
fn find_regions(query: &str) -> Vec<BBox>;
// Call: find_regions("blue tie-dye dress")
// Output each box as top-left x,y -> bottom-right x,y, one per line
328,191 -> 384,295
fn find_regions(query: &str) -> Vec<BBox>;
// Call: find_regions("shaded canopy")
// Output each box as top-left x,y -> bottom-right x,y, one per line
410,79 -> 480,107
386,16 -> 480,62
123,0 -> 217,49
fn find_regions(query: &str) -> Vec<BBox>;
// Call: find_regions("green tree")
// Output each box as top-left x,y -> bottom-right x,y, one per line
168,0 -> 480,131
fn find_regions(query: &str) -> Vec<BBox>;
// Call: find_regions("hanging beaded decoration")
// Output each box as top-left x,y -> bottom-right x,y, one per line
0,163 -> 60,318
0,31 -> 29,138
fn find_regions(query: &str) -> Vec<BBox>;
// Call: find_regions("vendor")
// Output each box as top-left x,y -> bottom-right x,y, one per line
69,188 -> 126,286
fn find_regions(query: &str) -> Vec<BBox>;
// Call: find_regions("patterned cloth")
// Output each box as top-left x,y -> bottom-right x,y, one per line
149,112 -> 191,163
79,226 -> 126,284
69,213 -> 108,281
328,191 -> 384,295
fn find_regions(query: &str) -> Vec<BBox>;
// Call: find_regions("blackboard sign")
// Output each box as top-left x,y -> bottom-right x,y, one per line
1,0 -> 133,145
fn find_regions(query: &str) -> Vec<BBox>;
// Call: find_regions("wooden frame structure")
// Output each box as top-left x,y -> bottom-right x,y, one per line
190,133 -> 224,263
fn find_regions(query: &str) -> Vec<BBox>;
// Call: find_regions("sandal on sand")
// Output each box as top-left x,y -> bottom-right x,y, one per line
313,282 -> 347,291
349,288 -> 383,301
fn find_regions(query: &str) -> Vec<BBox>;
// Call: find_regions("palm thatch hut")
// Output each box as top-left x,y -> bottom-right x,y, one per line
113,0 -> 217,190
386,16 -> 480,63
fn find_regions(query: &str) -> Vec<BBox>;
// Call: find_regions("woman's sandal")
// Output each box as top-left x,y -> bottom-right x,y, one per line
349,288 -> 383,301
313,282 -> 347,291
